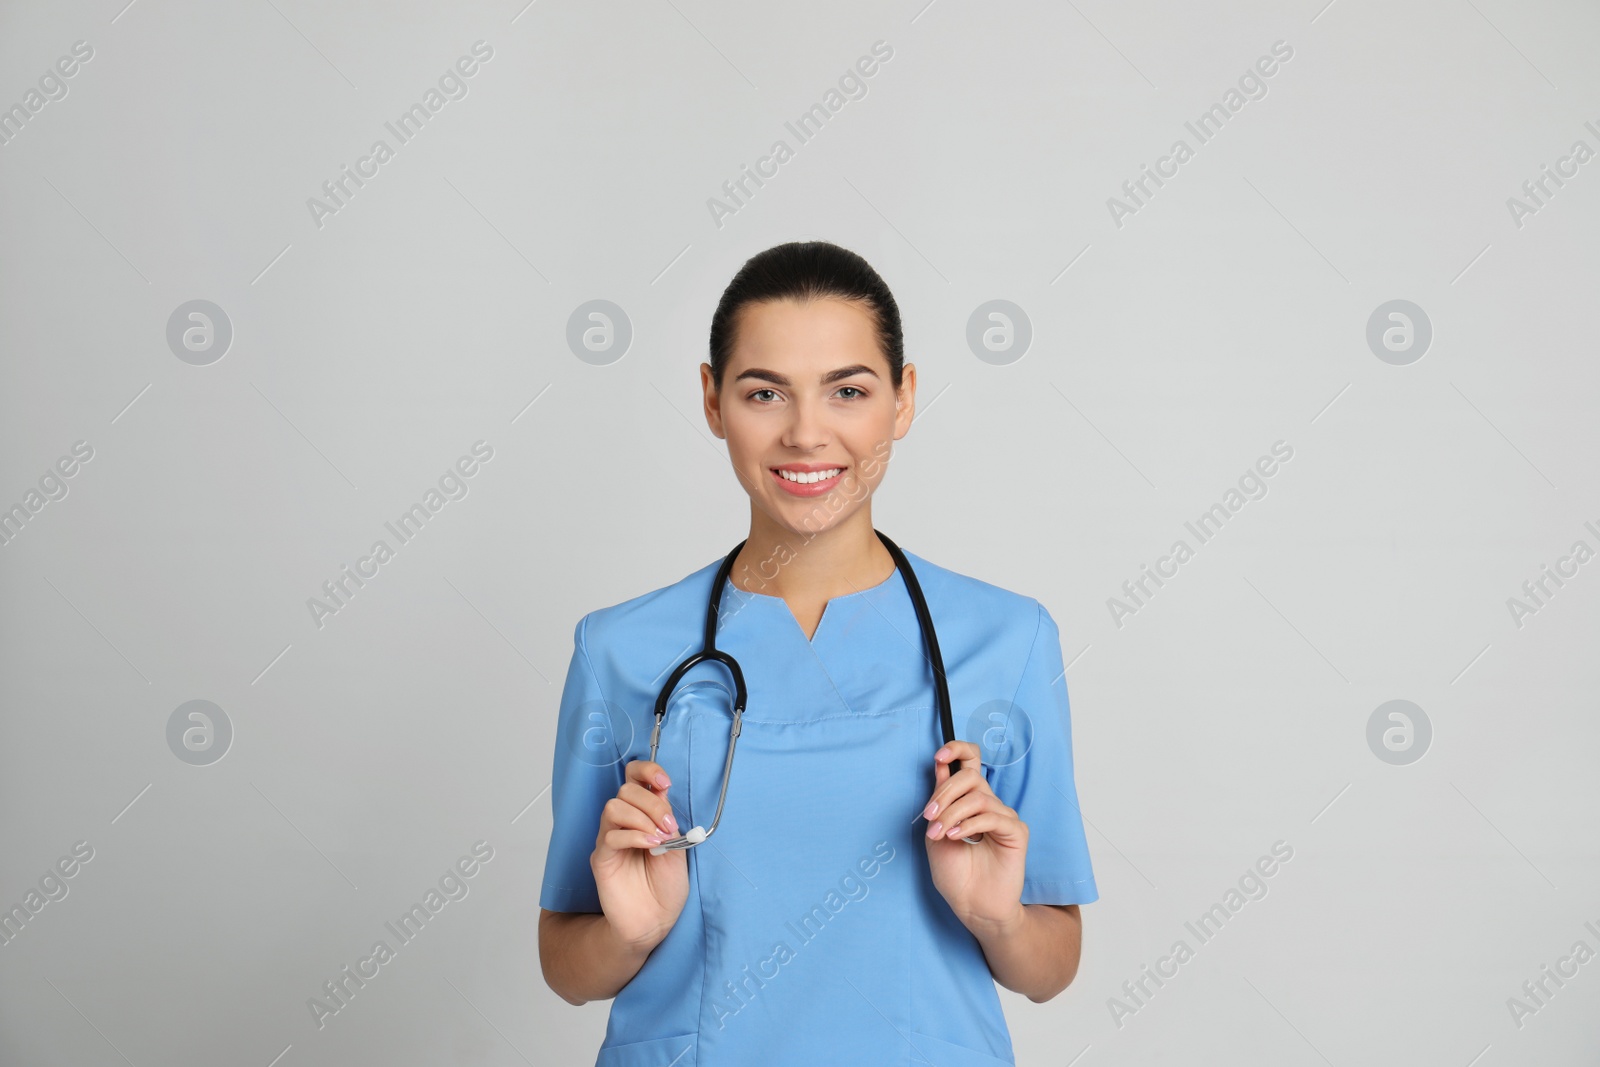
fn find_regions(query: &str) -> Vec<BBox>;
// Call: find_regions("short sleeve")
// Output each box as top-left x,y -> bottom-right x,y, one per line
991,601 -> 1098,906
539,614 -> 627,913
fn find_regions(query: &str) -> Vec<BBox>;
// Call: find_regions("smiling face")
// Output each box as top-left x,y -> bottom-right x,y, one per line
702,296 -> 916,540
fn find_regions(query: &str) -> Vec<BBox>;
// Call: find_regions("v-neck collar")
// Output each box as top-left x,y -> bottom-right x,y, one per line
721,564 -> 901,646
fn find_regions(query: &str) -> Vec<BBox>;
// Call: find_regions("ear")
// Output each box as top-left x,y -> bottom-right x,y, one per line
893,363 -> 917,440
701,363 -> 726,439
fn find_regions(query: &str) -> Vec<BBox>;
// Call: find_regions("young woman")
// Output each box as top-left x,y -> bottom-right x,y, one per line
538,241 -> 1097,1066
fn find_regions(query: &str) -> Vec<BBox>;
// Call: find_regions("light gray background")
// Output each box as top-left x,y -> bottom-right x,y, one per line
2,0 -> 1597,1064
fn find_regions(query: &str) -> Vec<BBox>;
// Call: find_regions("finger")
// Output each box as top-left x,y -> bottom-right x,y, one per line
602,796 -> 662,836
618,782 -> 679,836
935,792 -> 1003,836
625,759 -> 672,792
944,811 -> 1023,845
601,826 -> 669,852
925,740 -> 984,818
934,739 -> 982,773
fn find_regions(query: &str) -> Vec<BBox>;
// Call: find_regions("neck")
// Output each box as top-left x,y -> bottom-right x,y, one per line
731,505 -> 895,601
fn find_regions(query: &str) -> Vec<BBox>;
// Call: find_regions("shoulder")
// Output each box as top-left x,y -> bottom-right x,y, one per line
570,554 -> 725,656
899,548 -> 1056,653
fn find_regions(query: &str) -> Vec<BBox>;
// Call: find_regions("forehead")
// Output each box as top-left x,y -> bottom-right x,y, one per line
727,297 -> 884,370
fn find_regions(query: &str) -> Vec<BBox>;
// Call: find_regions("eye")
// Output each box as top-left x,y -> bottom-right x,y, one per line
749,388 -> 780,403
836,385 -> 866,400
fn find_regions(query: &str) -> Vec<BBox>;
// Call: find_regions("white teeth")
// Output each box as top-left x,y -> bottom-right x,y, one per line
777,467 -> 842,484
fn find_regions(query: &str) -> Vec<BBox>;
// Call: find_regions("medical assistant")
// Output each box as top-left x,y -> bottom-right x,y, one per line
540,546 -> 1098,1067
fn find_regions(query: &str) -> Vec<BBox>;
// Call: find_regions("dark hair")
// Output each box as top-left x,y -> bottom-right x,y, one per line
707,240 -> 904,392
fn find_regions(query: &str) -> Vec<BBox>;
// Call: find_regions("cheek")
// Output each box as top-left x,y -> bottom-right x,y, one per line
722,418 -> 775,474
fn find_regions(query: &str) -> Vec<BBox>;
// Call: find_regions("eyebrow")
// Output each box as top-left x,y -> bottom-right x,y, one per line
733,364 -> 880,387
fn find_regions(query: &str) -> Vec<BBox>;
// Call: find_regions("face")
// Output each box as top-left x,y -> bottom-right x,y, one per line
702,296 -> 915,539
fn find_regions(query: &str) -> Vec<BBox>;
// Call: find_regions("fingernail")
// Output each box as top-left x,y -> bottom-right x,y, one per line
923,801 -> 938,819
646,832 -> 664,844
664,814 -> 679,835
927,820 -> 942,838
654,773 -> 669,789
947,824 -> 962,838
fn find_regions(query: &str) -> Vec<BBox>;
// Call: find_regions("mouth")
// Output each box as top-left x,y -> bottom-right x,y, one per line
769,464 -> 845,496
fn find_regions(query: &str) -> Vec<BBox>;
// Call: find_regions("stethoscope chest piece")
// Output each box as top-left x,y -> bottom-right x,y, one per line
646,529 -> 979,854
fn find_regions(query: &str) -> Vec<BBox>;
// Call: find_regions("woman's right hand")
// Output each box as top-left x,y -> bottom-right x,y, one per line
590,759 -> 690,953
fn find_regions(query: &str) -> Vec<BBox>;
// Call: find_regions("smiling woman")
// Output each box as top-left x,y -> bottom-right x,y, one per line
538,240 -> 1099,1067
698,243 -> 914,621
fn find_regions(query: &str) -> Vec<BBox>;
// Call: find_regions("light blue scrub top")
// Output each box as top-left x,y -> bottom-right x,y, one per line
541,547 -> 1098,1066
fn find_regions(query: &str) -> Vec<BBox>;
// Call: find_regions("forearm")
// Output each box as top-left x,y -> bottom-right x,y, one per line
539,910 -> 657,1005
967,902 -> 1082,1003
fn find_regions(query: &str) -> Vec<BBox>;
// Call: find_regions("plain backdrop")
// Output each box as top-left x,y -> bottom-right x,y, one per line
1,0 -> 1597,1064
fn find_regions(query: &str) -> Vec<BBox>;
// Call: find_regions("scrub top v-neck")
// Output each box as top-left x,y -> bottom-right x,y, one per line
739,561 -> 901,645
541,547 -> 1098,1067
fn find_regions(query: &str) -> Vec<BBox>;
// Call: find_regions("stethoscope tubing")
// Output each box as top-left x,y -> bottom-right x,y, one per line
647,529 -> 975,853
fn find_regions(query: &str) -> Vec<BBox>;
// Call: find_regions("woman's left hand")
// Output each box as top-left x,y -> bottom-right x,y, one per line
922,740 -> 1028,932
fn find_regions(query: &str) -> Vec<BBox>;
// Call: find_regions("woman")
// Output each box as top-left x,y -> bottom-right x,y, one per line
538,241 -> 1097,1066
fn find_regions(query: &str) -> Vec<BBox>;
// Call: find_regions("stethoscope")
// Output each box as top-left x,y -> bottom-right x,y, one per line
648,528 -> 980,855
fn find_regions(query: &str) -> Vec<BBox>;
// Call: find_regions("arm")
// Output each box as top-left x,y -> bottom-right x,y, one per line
539,613 -> 690,1007
966,902 -> 1083,1003
538,908 -> 661,1006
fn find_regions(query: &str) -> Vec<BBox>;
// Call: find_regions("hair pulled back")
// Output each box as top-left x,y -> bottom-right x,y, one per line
707,240 -> 903,391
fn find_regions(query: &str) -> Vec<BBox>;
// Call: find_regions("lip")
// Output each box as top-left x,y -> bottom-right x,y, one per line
769,463 -> 846,497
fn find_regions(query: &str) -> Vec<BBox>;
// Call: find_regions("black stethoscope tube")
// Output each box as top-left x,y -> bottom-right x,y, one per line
647,528 -> 967,853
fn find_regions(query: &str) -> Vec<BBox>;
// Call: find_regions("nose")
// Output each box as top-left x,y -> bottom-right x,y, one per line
779,395 -> 829,451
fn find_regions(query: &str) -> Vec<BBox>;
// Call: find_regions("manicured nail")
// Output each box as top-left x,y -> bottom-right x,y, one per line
927,821 -> 942,838
646,832 -> 664,845
664,813 -> 679,835
946,824 -> 962,838
654,773 -> 670,788
924,800 -> 938,819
